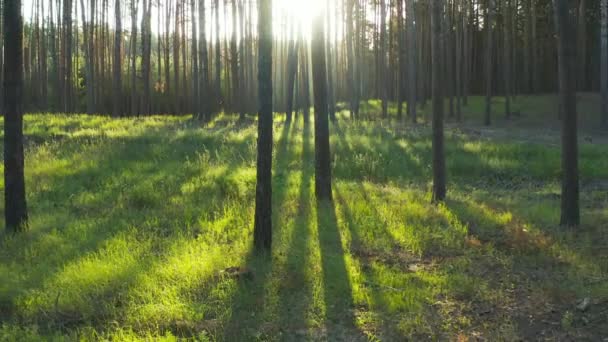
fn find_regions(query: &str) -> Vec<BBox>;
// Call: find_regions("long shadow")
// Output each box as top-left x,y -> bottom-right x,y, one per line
333,187 -> 424,340
316,197 -> 362,340
275,119 -> 316,339
220,119 -> 298,340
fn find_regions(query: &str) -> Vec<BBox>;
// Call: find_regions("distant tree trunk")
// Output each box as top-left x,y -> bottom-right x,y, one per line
601,0 -> 608,128
396,0 -> 403,120
554,0 -> 579,226
301,38 -> 311,123
174,0 -> 181,114
113,0 -> 122,117
380,0 -> 388,119
326,0 -> 335,121
80,0 -> 95,114
504,0 -> 511,119
455,0 -> 463,121
230,0 -> 241,118
130,0 -> 139,115
577,0 -> 587,90
285,39 -> 298,123
254,0 -> 273,252
431,0 -> 446,202
346,0 -> 357,119
312,11 -> 332,201
62,0 -> 73,112
164,1 -> 172,111
214,0 -> 221,108
191,0 -> 200,117
3,0 -> 28,232
406,0 -> 417,122
141,0 -> 152,115
199,0 -> 209,120
484,0 -> 494,126
0,0 -> 3,112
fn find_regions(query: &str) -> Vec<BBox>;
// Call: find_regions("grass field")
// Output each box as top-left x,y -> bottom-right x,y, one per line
0,95 -> 607,341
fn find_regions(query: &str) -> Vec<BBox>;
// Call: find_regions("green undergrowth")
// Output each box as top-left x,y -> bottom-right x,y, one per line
0,97 -> 607,340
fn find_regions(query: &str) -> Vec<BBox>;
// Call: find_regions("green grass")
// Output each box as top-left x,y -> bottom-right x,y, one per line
0,96 -> 607,340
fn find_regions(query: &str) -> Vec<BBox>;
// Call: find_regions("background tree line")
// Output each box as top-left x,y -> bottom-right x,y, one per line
1,0 -> 607,127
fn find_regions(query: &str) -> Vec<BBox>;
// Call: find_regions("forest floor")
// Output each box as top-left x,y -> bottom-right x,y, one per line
0,95 -> 607,341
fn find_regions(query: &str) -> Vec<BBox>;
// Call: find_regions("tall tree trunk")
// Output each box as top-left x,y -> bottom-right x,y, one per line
380,0 -> 388,119
285,39 -> 298,123
484,0 -> 494,126
312,10 -> 332,201
577,0 -> 587,90
62,0 -> 73,112
191,0 -> 199,117
504,0 -> 511,118
199,0 -> 209,120
3,0 -> 28,231
214,0 -> 221,108
141,0 -> 152,115
254,0 -> 273,252
346,0 -> 357,119
113,0 -> 122,117
230,0 -> 241,118
406,0 -> 417,122
326,0 -> 336,121
174,0 -> 181,114
130,0 -> 139,115
397,0 -> 405,120
601,0 -> 608,128
431,0 -> 446,202
80,0 -> 95,114
554,0 -> 579,226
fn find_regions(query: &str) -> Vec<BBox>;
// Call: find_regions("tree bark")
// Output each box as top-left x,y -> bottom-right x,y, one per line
431,0 -> 446,202
602,0 -> 608,128
484,0 -> 494,126
141,0 -> 152,115
254,0 -> 273,252
406,0 -> 417,122
312,10 -> 332,201
3,0 -> 28,232
554,0 -> 580,226
113,0 -> 122,117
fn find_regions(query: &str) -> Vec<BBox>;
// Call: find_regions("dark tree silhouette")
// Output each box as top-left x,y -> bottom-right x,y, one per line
431,0 -> 446,202
253,0 -> 273,251
312,9 -> 332,202
553,0 -> 579,226
3,0 -> 28,232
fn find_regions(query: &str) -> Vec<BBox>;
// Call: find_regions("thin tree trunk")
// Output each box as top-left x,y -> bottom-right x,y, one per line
601,0 -> 608,128
431,0 -> 446,202
406,0 -> 417,122
286,38 -> 298,123
504,0 -> 511,118
130,0 -> 139,115
141,0 -> 152,115
113,0 -> 122,116
485,0 -> 494,126
199,0 -> 209,119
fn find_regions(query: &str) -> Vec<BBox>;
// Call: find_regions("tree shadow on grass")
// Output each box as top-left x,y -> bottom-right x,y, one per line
273,119 -> 317,335
445,195 -> 608,340
0,121 -> 258,335
316,197 -> 366,341
219,119 -> 300,340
